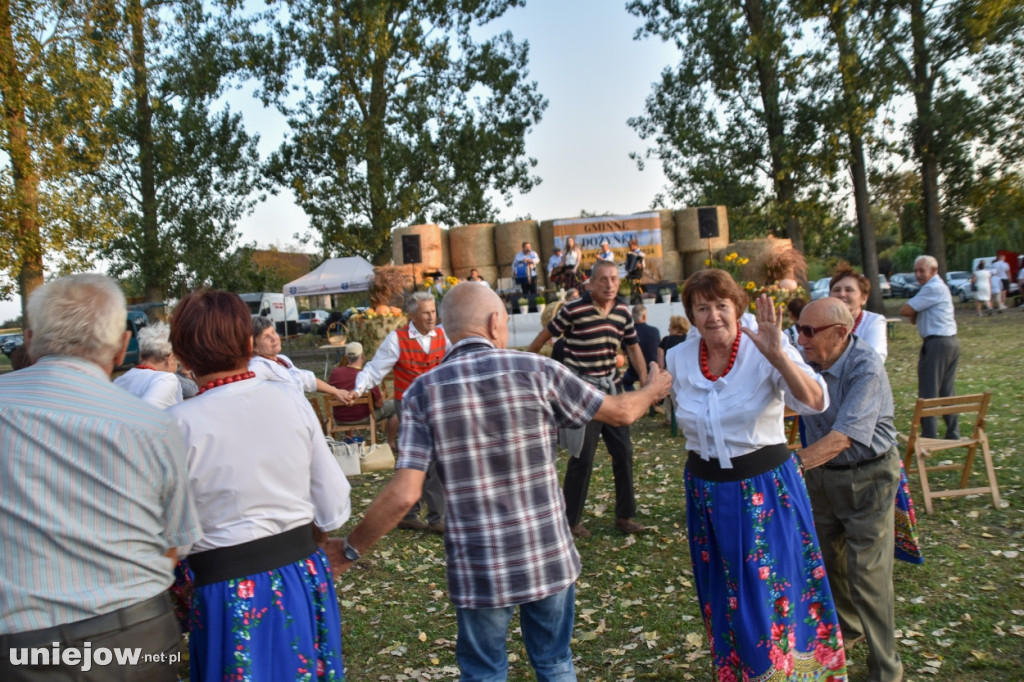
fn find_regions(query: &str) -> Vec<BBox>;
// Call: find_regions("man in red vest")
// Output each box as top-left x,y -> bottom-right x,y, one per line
346,291 -> 449,532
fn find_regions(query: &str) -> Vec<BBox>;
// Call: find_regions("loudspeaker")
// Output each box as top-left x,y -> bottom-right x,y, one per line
698,208 -> 719,239
401,234 -> 421,264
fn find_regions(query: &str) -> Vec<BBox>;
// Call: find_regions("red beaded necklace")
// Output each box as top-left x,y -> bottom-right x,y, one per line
196,370 -> 256,395
852,310 -> 864,333
134,364 -> 156,371
699,330 -> 742,381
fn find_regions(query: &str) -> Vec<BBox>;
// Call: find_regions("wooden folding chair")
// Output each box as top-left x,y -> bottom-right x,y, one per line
325,395 -> 378,446
307,395 -> 330,436
901,392 -> 1001,514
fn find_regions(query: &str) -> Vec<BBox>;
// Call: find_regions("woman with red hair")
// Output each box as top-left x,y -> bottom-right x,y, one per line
169,290 -> 351,681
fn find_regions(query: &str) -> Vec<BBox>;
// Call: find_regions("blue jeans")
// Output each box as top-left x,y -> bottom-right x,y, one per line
455,583 -> 576,682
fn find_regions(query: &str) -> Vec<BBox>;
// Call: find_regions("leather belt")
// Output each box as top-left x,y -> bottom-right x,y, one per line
0,592 -> 172,649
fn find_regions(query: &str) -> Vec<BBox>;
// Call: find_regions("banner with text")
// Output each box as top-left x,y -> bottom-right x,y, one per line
553,212 -> 662,281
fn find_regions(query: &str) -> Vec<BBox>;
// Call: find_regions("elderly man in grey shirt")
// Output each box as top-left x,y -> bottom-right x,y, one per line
796,298 -> 903,682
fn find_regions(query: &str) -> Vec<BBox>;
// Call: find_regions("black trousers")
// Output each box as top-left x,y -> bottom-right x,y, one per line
563,418 -> 636,526
918,335 -> 960,439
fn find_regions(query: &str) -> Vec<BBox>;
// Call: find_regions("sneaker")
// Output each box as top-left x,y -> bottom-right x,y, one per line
570,524 -> 592,539
396,518 -> 430,531
427,521 -> 445,535
615,518 -> 646,534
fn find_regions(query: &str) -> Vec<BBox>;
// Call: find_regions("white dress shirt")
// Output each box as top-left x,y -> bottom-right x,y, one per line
114,367 -> 183,408
249,353 -> 318,393
170,378 -> 351,553
354,325 -> 449,394
666,334 -> 828,469
853,309 -> 888,361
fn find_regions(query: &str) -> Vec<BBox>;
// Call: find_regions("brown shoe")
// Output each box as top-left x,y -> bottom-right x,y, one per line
615,518 -> 646,534
427,521 -> 445,535
570,524 -> 592,539
396,518 -> 430,531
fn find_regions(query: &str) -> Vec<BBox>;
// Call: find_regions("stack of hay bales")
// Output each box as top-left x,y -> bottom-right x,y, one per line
449,223 -> 498,285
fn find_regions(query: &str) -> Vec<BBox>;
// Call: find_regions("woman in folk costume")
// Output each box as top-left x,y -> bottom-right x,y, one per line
249,315 -> 347,399
665,269 -> 847,680
169,290 -> 351,681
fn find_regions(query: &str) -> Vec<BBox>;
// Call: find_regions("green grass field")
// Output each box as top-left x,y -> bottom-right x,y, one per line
320,303 -> 1024,681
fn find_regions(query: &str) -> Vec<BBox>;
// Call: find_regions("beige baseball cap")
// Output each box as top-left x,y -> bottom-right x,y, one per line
345,342 -> 363,360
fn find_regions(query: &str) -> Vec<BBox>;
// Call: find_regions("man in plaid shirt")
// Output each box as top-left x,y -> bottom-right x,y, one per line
334,282 -> 671,680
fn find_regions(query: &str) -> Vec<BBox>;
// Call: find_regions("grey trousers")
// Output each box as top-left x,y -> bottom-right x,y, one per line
805,448 -> 903,682
395,400 -> 445,525
917,335 -> 960,439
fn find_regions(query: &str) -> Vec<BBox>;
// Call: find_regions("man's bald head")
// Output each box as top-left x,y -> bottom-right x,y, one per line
441,282 -> 509,347
802,297 -> 854,328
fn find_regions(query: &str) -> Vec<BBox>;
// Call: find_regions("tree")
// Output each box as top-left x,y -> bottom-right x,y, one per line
98,0 -> 262,301
249,0 -> 547,265
0,0 -> 121,317
628,0 -> 832,254
796,0 -> 898,312
882,0 -> 1024,274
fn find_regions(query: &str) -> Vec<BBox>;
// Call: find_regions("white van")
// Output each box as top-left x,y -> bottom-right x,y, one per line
239,292 -> 299,334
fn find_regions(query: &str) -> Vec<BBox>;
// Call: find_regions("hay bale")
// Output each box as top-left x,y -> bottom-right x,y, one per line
657,209 -> 677,252
494,220 -> 539,278
392,224 -> 444,272
453,264 -> 500,287
675,206 -> 730,253
682,251 -> 711,280
661,250 -> 683,283
440,228 -> 450,273
449,223 -> 496,269
717,237 -> 794,284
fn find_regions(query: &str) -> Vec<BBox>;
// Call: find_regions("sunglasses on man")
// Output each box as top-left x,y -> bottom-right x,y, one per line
795,323 -> 845,339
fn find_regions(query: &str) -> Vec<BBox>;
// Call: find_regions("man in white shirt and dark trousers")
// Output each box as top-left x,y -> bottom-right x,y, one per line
900,255 -> 960,439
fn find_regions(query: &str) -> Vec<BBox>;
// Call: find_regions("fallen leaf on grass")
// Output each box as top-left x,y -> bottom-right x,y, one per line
684,632 -> 702,649
418,631 -> 427,642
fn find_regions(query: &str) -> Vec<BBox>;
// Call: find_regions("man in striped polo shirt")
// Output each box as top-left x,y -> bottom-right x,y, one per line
528,259 -> 651,538
348,291 -> 449,533
0,273 -> 201,680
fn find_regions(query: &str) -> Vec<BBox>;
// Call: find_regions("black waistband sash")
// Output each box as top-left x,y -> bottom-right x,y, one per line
686,443 -> 792,483
188,523 -> 317,587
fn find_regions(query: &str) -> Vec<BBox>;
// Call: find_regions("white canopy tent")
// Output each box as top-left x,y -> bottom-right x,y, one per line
282,256 -> 376,298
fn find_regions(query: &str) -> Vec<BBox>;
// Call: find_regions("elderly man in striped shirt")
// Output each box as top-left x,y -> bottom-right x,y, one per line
528,259 -> 651,538
0,274 -> 200,681
332,282 -> 671,680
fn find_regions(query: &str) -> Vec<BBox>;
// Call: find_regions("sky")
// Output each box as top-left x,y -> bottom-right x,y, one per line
0,0 -> 679,323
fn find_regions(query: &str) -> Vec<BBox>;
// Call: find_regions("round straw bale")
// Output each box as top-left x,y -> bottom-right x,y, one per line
494,220 -> 539,278
657,209 -> 677,252
449,223 -> 496,269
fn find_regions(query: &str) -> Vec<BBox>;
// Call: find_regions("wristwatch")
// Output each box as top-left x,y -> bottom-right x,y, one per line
342,536 -> 361,562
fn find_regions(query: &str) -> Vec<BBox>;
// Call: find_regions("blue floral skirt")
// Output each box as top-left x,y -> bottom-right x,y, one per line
187,549 -> 344,681
686,456 -> 848,681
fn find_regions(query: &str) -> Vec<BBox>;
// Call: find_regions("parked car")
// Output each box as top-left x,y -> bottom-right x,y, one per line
810,277 -> 832,300
956,280 -> 976,303
1,333 -> 24,356
297,309 -> 330,334
878,274 -> 892,298
889,273 -> 921,298
945,270 -> 971,291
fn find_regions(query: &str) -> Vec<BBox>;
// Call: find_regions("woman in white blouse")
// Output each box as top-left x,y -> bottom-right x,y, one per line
113,321 -> 183,408
664,269 -> 847,680
829,267 -> 888,360
249,316 -> 347,399
169,290 -> 351,681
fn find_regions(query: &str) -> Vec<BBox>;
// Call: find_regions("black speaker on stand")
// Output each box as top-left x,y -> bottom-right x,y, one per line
401,234 -> 422,264
698,207 -> 719,264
